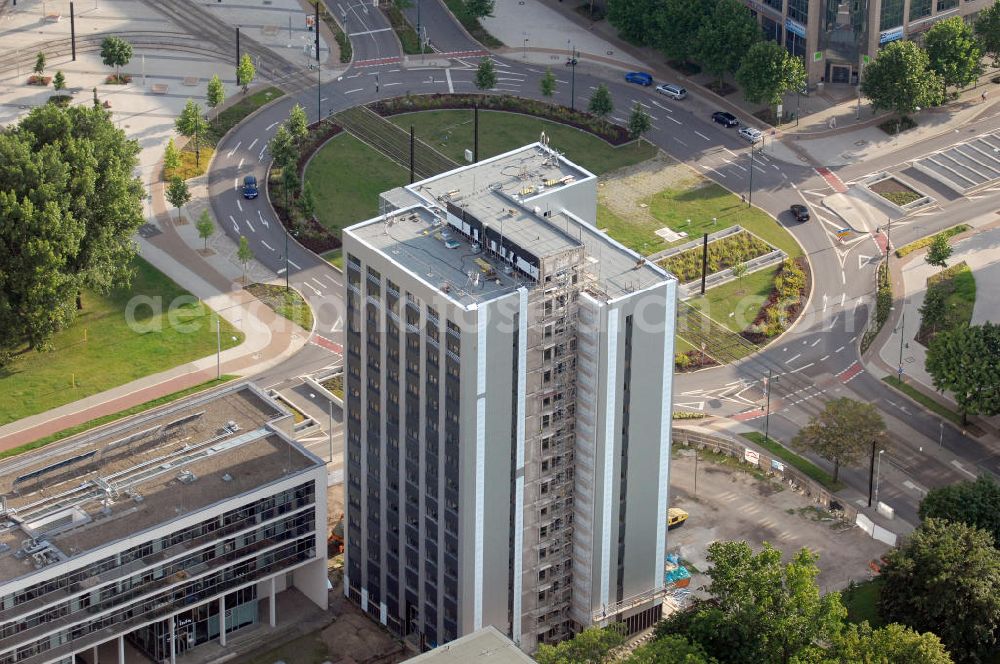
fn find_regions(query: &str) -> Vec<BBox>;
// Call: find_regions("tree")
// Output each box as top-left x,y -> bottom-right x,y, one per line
627,102 -> 651,147
861,40 -> 943,117
918,286 -> 948,338
623,634 -> 714,664
237,235 -> 254,284
926,323 -> 1000,424
791,397 -> 886,483
165,177 -> 191,222
237,53 -> 256,93
175,99 -> 209,169
920,475 -> 1000,547
975,0 -> 1000,68
534,625 -> 626,664
34,51 -> 45,76
925,233 -> 953,268
206,74 -> 225,122
654,0 -> 715,63
281,163 -> 300,209
880,518 -> 1000,663
287,103 -> 309,143
464,0 -> 494,19
540,68 -> 556,97
52,71 -> 65,91
474,57 -> 496,91
298,180 -> 317,220
100,36 -> 132,81
925,17 -> 982,97
588,84 -> 614,123
0,104 -> 144,351
687,542 -> 845,664
607,0 -> 660,45
270,124 -> 297,171
696,0 -> 760,83
818,622 -> 953,664
736,40 -> 806,112
163,137 -> 181,175
196,210 -> 215,250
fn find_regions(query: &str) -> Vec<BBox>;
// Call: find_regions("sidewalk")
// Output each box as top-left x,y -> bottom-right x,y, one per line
869,213 -> 1000,431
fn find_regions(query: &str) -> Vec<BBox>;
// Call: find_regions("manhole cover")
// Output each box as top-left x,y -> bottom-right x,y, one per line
854,140 -> 868,147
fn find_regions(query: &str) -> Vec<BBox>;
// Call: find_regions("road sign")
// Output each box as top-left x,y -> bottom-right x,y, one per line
771,459 -> 785,472
744,449 -> 760,465
897,366 -> 904,376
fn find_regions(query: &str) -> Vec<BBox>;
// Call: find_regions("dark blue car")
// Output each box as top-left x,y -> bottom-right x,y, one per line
242,175 -> 258,199
625,71 -> 653,86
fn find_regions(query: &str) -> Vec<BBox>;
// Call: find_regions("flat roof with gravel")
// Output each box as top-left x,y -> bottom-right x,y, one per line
0,384 -> 320,583
406,626 -> 534,663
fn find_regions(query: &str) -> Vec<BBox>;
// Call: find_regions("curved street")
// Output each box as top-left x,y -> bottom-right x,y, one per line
202,0 -> 1000,527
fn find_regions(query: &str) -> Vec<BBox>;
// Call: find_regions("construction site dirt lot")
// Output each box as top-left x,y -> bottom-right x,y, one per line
669,449 -> 891,595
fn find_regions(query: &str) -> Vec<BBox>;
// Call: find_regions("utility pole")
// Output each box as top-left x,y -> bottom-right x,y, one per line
763,369 -> 773,443
216,318 -> 221,379
748,145 -> 755,207
867,439 -> 876,507
284,227 -> 290,291
317,57 -> 321,119
474,104 -> 479,162
699,233 -> 708,295
874,449 -> 884,505
70,2 -> 76,61
328,398 -> 334,462
569,47 -> 578,111
409,125 -> 415,183
315,0 -> 320,61
897,308 -> 906,385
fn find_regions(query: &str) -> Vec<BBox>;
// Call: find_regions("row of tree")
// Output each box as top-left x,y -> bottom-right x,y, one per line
537,540 -> 951,664
860,13 -> 990,118
607,0 -> 806,114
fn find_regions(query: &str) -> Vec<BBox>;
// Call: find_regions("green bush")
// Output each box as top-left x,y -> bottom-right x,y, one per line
660,231 -> 772,283
895,224 -> 969,258
47,94 -> 72,107
861,261 -> 892,353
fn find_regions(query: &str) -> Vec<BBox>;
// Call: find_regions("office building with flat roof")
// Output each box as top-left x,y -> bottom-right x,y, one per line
741,0 -> 993,87
0,383 -> 328,664
342,141 -> 678,653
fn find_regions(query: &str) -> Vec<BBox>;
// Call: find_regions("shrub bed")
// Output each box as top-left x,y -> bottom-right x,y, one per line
895,224 -> 969,258
27,75 -> 51,86
869,177 -> 922,206
47,94 -> 72,107
315,2 -> 352,63
105,74 -> 131,85
383,5 -> 430,55
741,257 -> 808,344
877,115 -> 916,135
916,261 -> 975,345
369,94 -> 632,145
860,261 -> 891,353
674,349 -> 719,372
659,231 -> 772,283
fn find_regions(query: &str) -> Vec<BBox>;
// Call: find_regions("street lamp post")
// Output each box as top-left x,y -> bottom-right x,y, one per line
523,37 -> 528,60
763,369 -> 775,443
284,226 -> 289,291
897,308 -> 906,384
567,41 -> 577,111
748,145 -> 755,208
874,449 -> 885,505
867,439 -> 876,507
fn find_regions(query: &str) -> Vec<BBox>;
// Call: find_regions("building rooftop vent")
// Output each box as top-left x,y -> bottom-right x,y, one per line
177,470 -> 197,485
221,473 -> 233,482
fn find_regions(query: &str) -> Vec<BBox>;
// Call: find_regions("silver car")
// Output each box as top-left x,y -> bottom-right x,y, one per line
738,127 -> 763,144
655,83 -> 687,100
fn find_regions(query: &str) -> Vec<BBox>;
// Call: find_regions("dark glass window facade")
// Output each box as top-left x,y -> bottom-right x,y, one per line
787,0 -> 809,23
880,0 -> 904,29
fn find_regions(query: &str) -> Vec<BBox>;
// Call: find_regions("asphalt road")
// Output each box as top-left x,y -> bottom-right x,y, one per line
200,2 -> 1000,524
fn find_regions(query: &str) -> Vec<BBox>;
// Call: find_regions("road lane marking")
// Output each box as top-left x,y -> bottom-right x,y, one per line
258,210 -> 268,228
258,145 -> 267,161
229,215 -> 239,233
261,240 -> 274,251
790,363 -> 814,373
288,259 -> 301,270
951,460 -> 977,478
237,158 -> 244,170
694,130 -> 711,141
651,101 -> 673,112
835,346 -> 844,353
305,283 -> 321,295
673,137 -> 687,146
226,141 -> 241,158
819,355 -> 829,361
666,116 -> 682,125
349,27 -> 392,36
810,339 -> 820,347
236,199 -> 242,212
245,219 -> 255,233
312,277 -> 326,289
345,88 -> 363,94
247,138 -> 258,151
446,68 -> 454,93
265,122 -> 278,130
786,353 -> 801,364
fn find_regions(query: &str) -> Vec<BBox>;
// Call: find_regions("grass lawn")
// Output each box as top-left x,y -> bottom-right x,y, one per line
244,283 -> 314,331
882,376 -> 963,426
166,145 -> 215,181
321,374 -> 344,399
0,257 -> 244,426
305,133 -> 409,236
926,261 -> 976,331
843,578 -> 884,626
741,431 -> 844,492
388,109 -> 658,175
686,265 -> 779,333
1,376 -> 237,459
597,182 -> 801,258
322,249 -> 344,271
896,223 -> 969,258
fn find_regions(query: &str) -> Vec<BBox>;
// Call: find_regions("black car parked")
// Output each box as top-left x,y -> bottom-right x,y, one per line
711,111 -> 739,127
